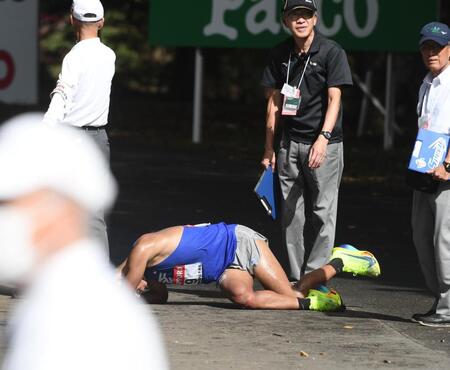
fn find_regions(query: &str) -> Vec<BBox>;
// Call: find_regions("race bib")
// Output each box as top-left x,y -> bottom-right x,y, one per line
152,263 -> 203,285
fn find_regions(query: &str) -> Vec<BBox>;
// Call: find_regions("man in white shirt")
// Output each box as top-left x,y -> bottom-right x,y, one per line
43,0 -> 115,256
411,22 -> 450,327
0,114 -> 168,370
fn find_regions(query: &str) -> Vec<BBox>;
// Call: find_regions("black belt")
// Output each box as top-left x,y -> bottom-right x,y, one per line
79,125 -> 107,131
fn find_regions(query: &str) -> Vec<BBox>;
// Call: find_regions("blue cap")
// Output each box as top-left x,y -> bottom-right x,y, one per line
419,22 -> 450,46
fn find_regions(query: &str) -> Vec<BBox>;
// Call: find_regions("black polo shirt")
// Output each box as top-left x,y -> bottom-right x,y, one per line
261,32 -> 353,144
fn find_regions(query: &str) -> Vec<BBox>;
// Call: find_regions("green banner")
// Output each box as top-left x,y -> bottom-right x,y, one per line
149,0 -> 438,51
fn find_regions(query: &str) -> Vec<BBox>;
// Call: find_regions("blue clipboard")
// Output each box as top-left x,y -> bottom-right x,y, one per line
409,129 -> 450,174
254,167 -> 277,220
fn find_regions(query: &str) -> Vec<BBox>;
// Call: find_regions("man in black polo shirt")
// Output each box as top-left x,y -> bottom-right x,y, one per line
260,0 -> 352,281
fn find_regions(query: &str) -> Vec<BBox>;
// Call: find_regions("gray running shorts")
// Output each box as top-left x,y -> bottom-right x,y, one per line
226,225 -> 267,276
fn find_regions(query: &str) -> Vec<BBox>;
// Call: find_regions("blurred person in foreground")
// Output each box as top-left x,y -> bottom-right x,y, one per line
260,0 -> 353,281
43,0 -> 115,255
410,22 -> 450,327
118,223 -> 380,311
0,114 -> 168,370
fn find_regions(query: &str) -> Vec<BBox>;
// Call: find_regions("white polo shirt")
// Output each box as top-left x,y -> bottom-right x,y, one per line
43,38 -> 115,128
417,65 -> 450,134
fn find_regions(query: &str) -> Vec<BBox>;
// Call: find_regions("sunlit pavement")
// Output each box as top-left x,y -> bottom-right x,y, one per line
1,136 -> 449,369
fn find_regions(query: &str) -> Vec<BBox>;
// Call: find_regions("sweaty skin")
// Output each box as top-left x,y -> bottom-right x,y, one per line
118,226 -> 183,293
118,225 -> 340,310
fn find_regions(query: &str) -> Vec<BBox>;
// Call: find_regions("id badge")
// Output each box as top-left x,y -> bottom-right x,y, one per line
418,114 -> 431,129
282,88 -> 301,116
281,83 -> 296,98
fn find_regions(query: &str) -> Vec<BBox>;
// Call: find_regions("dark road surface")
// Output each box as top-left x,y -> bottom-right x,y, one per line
109,135 -> 450,361
1,133 -> 449,369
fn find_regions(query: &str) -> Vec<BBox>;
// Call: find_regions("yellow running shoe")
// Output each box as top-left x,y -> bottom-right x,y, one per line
307,285 -> 344,312
331,244 -> 381,277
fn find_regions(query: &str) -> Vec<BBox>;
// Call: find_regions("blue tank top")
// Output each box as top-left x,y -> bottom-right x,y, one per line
145,223 -> 237,284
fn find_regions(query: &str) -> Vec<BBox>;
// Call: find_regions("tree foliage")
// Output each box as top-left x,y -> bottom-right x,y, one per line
41,0 -> 176,93
39,0 -> 448,140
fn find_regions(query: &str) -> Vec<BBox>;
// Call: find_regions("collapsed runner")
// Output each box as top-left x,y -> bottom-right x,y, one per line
118,223 -> 380,311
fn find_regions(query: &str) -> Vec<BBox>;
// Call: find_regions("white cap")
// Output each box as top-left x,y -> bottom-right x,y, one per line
72,0 -> 104,22
0,113 -> 117,214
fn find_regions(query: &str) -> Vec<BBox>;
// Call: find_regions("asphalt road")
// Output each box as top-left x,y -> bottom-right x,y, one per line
1,133 -> 449,369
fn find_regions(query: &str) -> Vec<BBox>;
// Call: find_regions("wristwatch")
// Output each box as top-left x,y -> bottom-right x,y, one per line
443,161 -> 450,173
320,131 -> 332,140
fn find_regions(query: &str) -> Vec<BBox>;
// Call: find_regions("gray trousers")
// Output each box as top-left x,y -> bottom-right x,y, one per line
277,140 -> 344,280
412,183 -> 450,316
84,129 -> 111,257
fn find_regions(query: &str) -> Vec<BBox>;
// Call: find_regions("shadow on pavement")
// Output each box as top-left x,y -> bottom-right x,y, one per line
374,287 -> 428,294
328,309 -> 411,323
162,301 -> 239,310
168,288 -> 410,323
0,286 -> 16,298
168,288 -> 224,299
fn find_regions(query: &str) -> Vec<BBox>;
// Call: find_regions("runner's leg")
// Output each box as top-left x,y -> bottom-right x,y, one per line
295,265 -> 338,296
252,239 -> 301,298
219,268 -> 300,310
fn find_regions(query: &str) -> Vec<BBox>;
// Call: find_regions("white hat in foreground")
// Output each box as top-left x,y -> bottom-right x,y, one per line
72,0 -> 104,22
0,113 -> 117,213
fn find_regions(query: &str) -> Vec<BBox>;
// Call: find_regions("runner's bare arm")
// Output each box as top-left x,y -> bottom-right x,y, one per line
122,238 -> 159,290
120,226 -> 183,295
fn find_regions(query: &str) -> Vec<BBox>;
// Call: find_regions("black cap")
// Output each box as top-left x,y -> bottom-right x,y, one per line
283,0 -> 317,13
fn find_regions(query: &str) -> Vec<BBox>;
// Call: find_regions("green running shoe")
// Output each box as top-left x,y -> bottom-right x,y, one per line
307,285 -> 344,312
331,244 -> 381,277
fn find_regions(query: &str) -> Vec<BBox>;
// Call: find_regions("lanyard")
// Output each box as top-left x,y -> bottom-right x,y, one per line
285,54 -> 311,89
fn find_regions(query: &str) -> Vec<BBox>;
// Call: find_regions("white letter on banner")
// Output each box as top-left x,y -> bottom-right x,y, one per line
246,0 -> 280,35
315,0 -> 343,37
344,0 -> 378,38
204,0 -> 245,40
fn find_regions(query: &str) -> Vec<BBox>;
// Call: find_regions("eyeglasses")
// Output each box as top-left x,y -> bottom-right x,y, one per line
286,8 -> 315,21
